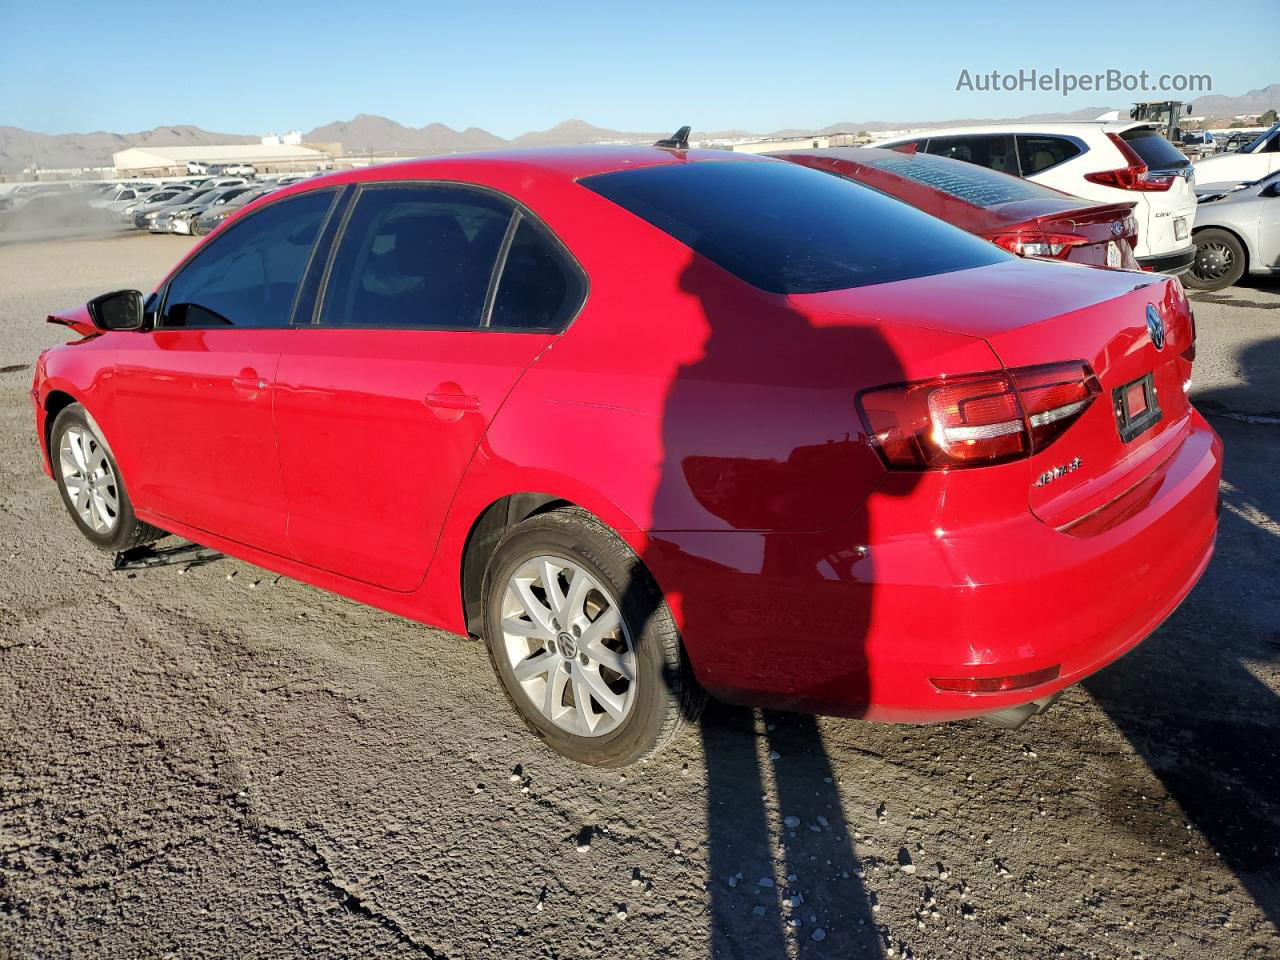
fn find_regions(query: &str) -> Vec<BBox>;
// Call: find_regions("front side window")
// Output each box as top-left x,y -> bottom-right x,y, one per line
925,135 -> 1019,175
161,190 -> 334,328
318,185 -> 513,329
1017,135 -> 1082,175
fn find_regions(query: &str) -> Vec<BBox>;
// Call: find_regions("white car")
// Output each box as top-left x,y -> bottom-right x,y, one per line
873,121 -> 1198,274
223,162 -> 257,176
1193,122 -> 1280,193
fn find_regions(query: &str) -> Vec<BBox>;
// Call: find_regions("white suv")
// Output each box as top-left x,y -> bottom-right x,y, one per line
873,122 -> 1197,274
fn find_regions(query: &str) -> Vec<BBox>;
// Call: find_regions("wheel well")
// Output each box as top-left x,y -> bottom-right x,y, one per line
459,494 -> 570,637
43,390 -> 78,455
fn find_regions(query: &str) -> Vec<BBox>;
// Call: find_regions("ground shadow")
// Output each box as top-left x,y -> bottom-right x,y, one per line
620,251 -> 917,956
1087,337 -> 1280,928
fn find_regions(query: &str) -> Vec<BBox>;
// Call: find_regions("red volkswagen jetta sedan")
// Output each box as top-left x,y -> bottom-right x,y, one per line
31,147 -> 1221,766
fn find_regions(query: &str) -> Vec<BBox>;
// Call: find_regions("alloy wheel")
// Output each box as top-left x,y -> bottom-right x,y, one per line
58,425 -> 119,534
500,555 -> 637,737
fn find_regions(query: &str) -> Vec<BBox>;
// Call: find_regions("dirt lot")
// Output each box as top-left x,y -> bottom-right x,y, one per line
1,231 -> 1277,960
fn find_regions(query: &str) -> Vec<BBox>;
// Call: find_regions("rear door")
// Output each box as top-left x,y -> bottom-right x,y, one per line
274,182 -> 584,591
112,189 -> 337,553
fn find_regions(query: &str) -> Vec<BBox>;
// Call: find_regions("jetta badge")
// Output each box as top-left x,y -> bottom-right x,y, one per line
1146,304 -> 1166,351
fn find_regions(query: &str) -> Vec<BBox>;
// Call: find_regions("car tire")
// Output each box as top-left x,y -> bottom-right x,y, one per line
1185,228 -> 1247,292
481,506 -> 703,766
50,403 -> 165,552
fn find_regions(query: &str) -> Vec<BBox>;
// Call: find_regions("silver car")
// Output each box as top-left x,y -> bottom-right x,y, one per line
1185,171 -> 1280,291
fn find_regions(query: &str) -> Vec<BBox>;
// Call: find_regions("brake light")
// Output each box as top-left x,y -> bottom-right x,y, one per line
857,362 -> 1100,470
1083,133 -> 1174,192
990,233 -> 1089,259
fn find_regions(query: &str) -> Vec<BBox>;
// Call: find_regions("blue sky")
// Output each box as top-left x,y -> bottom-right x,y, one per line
1,0 -> 1272,136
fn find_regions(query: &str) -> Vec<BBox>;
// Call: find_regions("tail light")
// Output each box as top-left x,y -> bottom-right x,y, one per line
857,362 -> 1100,470
990,233 -> 1089,259
1083,133 -> 1174,192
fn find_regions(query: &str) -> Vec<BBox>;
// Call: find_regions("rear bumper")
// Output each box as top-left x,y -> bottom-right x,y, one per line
645,410 -> 1222,722
1138,246 -> 1196,275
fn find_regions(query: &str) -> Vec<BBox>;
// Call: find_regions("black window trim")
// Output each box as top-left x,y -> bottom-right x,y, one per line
154,186 -> 343,330
306,179 -> 589,335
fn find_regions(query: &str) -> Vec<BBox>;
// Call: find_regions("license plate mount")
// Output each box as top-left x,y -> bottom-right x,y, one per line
1113,372 -> 1162,443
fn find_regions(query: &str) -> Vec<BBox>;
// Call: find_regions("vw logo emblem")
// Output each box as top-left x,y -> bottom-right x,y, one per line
1146,304 -> 1166,351
1111,221 -> 1124,237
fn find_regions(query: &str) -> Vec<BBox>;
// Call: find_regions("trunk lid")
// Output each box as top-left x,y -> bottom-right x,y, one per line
789,258 -> 1196,528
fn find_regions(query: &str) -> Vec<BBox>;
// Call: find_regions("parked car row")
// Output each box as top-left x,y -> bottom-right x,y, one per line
871,120 -> 1199,275
81,173 -> 318,236
34,143 -> 1221,765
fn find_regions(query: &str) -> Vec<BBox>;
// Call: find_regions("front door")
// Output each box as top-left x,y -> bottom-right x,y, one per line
113,189 -> 338,554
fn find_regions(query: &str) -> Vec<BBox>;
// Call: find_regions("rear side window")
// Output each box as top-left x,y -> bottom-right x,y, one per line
319,184 -> 513,329
162,190 -> 335,328
581,160 -> 1004,294
1017,136 -> 1082,175
925,135 -> 1019,175
864,152 -> 1065,207
1120,129 -> 1191,169
490,216 -> 586,330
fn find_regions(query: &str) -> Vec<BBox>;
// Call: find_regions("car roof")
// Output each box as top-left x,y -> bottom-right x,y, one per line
873,120 -> 1159,143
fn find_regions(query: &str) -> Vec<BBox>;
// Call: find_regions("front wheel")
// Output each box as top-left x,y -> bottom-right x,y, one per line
50,403 -> 165,552
1185,228 -> 1247,291
481,507 -> 702,766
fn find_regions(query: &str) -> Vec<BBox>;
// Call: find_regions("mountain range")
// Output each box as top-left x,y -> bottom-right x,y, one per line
3,84 -> 1276,173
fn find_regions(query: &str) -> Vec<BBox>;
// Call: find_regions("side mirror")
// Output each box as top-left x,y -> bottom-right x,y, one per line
1263,180 -> 1280,198
86,289 -> 146,332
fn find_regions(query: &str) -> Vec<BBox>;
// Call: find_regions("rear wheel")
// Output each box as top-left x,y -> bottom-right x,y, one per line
481,507 -> 701,766
1185,228 -> 1246,291
50,403 -> 164,552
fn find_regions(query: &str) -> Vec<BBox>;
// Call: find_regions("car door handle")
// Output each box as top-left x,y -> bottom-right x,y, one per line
232,376 -> 269,390
424,392 -> 480,411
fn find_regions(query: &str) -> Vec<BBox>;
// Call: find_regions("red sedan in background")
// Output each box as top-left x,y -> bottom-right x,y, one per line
32,146 -> 1219,766
774,147 -> 1140,269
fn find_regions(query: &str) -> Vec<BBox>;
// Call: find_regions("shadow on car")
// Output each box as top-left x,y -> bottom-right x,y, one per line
619,252 -> 915,956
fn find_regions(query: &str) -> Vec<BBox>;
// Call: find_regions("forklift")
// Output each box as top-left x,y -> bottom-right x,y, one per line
1129,100 -> 1192,144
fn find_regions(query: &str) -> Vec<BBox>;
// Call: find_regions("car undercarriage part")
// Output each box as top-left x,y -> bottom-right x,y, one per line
112,541 -> 224,573
979,690 -> 1064,730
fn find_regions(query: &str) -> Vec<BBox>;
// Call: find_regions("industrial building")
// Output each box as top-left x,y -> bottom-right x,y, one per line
111,142 -> 333,177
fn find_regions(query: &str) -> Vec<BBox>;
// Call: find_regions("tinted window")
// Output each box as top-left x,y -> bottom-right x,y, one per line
490,216 -> 585,330
1120,129 -> 1190,169
925,135 -> 1018,174
1017,135 -> 1082,175
319,185 -> 513,329
581,160 -> 1004,294
162,190 -> 334,328
864,152 -> 1066,207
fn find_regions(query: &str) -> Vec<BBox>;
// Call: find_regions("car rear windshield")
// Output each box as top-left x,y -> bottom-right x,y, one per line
862,152 -> 1064,208
1120,128 -> 1191,169
580,160 -> 1004,294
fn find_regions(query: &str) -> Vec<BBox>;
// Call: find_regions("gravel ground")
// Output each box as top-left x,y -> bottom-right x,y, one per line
1,232 -> 1277,960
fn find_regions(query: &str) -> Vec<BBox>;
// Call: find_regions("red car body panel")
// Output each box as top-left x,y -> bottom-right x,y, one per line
776,148 -> 1141,270
31,146 -> 1221,723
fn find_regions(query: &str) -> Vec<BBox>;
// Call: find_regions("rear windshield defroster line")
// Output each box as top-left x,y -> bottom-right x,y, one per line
580,160 -> 1005,295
